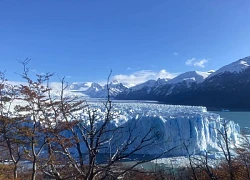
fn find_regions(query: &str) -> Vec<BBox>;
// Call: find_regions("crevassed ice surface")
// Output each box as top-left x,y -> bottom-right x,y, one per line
78,102 -> 240,156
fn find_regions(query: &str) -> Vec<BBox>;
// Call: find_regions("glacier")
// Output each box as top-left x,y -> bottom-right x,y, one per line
73,102 -> 241,157
5,98 -> 241,157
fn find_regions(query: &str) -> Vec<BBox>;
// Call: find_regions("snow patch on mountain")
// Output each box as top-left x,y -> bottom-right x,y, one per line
80,83 -> 103,97
126,78 -> 169,93
208,56 -> 250,78
156,78 -> 170,86
167,71 -> 211,84
67,80 -> 128,98
102,80 -> 128,97
129,80 -> 157,91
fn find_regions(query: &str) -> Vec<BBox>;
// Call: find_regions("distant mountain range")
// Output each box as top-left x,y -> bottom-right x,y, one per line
116,56 -> 250,110
68,56 -> 250,110
68,80 -> 128,98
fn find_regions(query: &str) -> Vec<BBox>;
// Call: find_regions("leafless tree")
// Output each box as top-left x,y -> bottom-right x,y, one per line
217,118 -> 235,180
0,61 -> 176,180
183,142 -> 198,180
0,71 -> 25,179
191,151 -> 218,180
39,71 -> 174,180
14,59 -> 59,180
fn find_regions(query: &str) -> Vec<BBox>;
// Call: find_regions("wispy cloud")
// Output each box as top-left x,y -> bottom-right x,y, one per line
112,69 -> 176,87
185,58 -> 208,68
173,52 -> 179,56
185,58 -> 195,66
7,81 -> 28,86
194,59 -> 208,68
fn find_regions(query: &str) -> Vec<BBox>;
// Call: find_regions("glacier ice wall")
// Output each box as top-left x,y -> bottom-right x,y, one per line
75,102 -> 241,156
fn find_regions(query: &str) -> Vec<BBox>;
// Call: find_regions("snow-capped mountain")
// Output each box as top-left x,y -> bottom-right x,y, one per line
116,78 -> 170,100
152,70 -> 213,97
116,71 -> 212,100
116,56 -> 250,110
90,80 -> 128,98
128,78 -> 169,92
49,56 -> 250,110
68,80 -> 128,98
208,56 -> 250,79
106,80 -> 128,95
167,71 -> 211,84
83,83 -> 104,97
156,78 -> 170,85
129,79 -> 163,92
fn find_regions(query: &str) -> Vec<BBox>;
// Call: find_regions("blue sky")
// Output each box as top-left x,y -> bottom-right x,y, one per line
0,0 -> 250,85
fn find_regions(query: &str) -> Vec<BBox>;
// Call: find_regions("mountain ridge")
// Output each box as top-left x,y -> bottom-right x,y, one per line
68,80 -> 128,98
116,56 -> 250,110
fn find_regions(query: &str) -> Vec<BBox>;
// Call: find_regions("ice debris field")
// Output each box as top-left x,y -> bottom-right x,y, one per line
78,102 -> 241,157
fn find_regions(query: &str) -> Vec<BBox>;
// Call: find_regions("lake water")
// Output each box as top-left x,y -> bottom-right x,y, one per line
210,111 -> 250,128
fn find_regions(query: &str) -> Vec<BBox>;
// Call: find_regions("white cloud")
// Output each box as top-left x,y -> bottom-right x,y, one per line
7,81 -> 65,90
6,81 -> 27,86
112,69 -> 176,87
49,82 -> 63,90
185,58 -> 208,68
185,58 -> 195,66
194,59 -> 208,68
173,52 -> 179,56
157,69 -> 173,79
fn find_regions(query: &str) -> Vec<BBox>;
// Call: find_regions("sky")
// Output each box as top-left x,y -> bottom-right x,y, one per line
0,0 -> 250,85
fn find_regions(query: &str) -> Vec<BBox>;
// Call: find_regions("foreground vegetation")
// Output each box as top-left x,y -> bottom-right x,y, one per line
0,61 -> 170,179
0,60 -> 249,180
